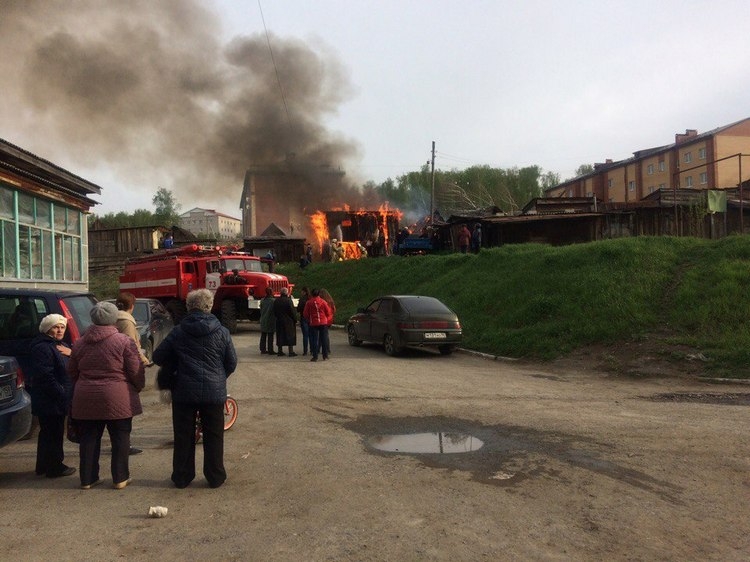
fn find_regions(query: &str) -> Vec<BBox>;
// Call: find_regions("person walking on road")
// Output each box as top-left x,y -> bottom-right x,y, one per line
258,287 -> 276,355
153,289 -> 237,489
303,289 -> 332,362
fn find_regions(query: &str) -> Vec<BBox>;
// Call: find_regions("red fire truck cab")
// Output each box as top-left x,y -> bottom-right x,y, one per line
119,244 -> 294,333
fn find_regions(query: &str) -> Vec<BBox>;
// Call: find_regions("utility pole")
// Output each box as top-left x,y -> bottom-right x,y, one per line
430,141 -> 436,224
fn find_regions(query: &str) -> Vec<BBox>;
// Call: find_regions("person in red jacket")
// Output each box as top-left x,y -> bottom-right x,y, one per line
303,288 -> 332,362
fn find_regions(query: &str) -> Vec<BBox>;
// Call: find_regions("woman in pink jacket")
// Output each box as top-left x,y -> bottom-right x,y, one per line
68,302 -> 145,490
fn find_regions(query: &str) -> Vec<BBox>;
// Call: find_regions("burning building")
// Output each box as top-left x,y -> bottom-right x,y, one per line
241,161 -> 347,238
310,205 -> 401,259
241,158 -> 400,260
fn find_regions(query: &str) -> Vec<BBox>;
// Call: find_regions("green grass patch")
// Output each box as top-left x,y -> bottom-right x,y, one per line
89,235 -> 750,377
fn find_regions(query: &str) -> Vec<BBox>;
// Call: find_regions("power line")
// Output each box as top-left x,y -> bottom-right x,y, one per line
257,0 -> 292,133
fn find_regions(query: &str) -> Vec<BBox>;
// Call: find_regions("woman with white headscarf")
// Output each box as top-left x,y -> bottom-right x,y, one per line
29,314 -> 75,478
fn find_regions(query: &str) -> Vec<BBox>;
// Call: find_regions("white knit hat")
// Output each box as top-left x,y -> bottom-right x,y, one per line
39,314 -> 67,334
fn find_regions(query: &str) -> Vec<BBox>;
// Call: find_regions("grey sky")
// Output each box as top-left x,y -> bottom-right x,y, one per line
2,0 -> 749,217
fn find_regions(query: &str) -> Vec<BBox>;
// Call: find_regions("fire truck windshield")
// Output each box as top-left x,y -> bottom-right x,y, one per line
222,258 -> 263,273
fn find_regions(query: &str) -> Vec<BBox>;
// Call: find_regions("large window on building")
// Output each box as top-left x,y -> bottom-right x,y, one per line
684,152 -> 692,164
0,184 -> 84,282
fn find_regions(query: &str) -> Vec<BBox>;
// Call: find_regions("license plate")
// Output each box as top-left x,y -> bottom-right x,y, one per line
0,383 -> 11,400
424,332 -> 447,339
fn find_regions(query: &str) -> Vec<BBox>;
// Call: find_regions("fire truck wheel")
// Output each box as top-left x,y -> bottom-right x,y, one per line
220,300 -> 238,333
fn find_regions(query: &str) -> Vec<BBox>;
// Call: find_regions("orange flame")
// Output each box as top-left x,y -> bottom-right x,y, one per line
310,211 -> 328,253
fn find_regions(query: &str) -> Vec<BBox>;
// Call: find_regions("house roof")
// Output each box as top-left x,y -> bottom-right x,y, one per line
0,137 -> 101,205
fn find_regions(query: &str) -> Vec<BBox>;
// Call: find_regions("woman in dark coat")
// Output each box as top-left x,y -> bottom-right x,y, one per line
273,287 -> 297,356
29,314 -> 75,478
153,289 -> 237,489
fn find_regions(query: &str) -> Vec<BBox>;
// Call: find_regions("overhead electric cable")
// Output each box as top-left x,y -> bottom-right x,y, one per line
257,0 -> 293,133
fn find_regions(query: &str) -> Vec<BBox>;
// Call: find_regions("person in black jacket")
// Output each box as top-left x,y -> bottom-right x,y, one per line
152,289 -> 237,489
273,287 -> 297,357
29,314 -> 76,478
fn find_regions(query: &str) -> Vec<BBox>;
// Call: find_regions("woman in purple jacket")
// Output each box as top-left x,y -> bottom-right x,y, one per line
68,302 -> 145,490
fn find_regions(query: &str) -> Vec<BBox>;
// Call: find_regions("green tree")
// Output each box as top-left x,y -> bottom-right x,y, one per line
575,164 -> 594,177
152,187 -> 182,227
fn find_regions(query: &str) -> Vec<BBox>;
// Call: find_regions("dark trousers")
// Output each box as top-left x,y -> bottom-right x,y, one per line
259,331 -> 274,353
36,414 -> 66,476
321,325 -> 331,358
78,418 -> 132,486
300,319 -> 310,354
172,401 -> 226,488
310,325 -> 327,359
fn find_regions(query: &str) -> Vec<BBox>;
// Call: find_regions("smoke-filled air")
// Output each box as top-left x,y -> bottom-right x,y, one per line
0,0 -> 379,212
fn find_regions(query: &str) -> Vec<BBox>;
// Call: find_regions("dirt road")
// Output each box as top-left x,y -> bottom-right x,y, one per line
1,327 -> 749,561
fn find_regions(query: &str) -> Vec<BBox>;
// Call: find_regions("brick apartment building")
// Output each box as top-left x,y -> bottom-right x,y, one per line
546,117 -> 750,202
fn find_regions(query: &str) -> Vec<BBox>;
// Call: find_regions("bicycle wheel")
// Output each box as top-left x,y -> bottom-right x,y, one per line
224,396 -> 238,431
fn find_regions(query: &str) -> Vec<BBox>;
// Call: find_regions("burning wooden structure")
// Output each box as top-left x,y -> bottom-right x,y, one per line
309,205 -> 401,259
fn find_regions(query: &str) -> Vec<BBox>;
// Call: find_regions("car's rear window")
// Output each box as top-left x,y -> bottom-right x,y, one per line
399,297 -> 452,315
61,295 -> 96,333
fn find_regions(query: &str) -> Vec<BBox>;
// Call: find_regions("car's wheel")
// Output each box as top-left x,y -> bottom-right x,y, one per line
438,344 -> 455,356
143,339 -> 154,362
383,333 -> 401,356
347,324 -> 362,346
220,300 -> 238,333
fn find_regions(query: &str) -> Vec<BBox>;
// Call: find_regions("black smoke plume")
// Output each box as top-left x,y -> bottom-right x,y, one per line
0,0 -> 376,213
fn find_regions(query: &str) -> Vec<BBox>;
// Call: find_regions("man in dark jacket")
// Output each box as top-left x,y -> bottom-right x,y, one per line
153,289 -> 237,489
273,287 -> 297,357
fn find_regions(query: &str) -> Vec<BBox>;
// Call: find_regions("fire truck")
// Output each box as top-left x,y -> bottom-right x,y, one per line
119,244 -> 294,333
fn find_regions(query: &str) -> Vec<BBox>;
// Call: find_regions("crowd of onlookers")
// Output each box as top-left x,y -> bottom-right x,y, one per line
27,289 -> 237,490
25,281 -> 338,490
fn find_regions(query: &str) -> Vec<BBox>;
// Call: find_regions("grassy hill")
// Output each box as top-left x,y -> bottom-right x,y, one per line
277,236 -> 750,378
90,235 -> 750,378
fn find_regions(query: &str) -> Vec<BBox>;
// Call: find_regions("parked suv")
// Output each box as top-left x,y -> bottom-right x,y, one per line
0,355 -> 32,448
0,288 -> 98,384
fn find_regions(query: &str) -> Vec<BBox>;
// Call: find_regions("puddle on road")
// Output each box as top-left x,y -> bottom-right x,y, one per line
368,432 -> 483,454
341,414 -> 684,500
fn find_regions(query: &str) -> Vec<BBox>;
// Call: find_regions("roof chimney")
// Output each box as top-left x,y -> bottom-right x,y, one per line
675,129 -> 698,144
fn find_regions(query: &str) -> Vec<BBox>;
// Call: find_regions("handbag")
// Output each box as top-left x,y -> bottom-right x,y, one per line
66,416 -> 80,444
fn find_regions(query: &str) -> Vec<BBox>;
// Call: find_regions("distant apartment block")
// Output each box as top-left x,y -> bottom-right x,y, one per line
179,207 -> 242,239
546,117 -> 750,202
